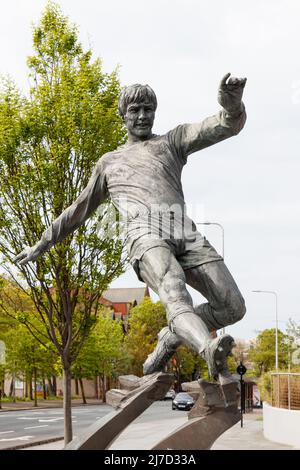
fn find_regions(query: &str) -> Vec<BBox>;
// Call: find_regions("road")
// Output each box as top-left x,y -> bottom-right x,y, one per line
2,402 -> 292,451
0,404 -> 113,449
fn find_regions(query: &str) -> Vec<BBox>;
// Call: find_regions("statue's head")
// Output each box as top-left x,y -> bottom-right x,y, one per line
118,84 -> 157,142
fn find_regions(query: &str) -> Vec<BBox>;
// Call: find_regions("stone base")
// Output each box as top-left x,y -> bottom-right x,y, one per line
152,379 -> 240,450
64,372 -> 173,450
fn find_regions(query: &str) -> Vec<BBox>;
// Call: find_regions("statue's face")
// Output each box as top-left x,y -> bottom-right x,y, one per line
124,101 -> 155,141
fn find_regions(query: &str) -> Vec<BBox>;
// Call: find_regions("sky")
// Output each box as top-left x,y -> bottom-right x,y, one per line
0,0 -> 300,340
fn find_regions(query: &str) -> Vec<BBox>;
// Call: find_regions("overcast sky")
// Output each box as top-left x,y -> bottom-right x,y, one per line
1,0 -> 300,340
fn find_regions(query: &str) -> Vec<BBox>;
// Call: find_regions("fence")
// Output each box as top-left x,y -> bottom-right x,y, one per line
271,373 -> 300,410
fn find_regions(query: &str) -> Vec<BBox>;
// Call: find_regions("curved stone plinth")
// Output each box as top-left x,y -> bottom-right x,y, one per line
152,380 -> 240,450
64,372 -> 173,450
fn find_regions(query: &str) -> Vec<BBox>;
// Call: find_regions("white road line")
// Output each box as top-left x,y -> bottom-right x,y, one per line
0,431 -> 15,435
18,417 -> 39,420
38,417 -> 64,422
0,435 -> 33,442
24,424 -> 49,430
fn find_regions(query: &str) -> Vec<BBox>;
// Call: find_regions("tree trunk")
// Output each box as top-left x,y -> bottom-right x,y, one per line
99,375 -> 104,401
47,377 -> 54,396
9,378 -> 13,397
106,376 -> 110,392
33,367 -> 38,407
102,376 -> 106,403
63,367 -> 73,445
25,375 -> 28,398
94,376 -> 99,399
12,375 -> 16,403
53,376 -> 57,396
79,378 -> 87,405
75,378 -> 79,396
42,378 -> 47,400
29,374 -> 33,401
1,379 -> 6,398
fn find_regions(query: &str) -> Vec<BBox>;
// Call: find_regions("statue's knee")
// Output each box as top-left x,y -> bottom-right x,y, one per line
161,273 -> 186,298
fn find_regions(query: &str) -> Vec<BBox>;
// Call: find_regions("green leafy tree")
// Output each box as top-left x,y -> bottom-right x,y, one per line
171,347 -> 209,390
0,277 -> 19,336
125,297 -> 211,382
72,310 -> 126,402
124,298 -> 167,376
0,2 -> 126,443
248,328 -> 292,375
4,323 -> 59,406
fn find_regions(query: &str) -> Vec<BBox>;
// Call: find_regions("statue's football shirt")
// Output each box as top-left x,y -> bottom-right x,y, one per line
37,107 -> 246,268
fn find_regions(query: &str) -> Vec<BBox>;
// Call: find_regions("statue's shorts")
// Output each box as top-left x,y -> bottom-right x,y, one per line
128,230 -> 223,283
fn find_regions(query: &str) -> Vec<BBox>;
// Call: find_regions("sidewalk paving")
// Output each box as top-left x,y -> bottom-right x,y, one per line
0,398 -> 103,412
211,410 -> 298,450
26,406 -> 299,451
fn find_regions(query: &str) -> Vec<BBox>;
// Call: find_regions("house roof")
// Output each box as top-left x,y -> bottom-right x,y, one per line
102,287 -> 150,305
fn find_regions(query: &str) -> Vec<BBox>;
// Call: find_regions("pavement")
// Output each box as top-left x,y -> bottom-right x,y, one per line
0,398 -> 103,412
23,405 -> 298,451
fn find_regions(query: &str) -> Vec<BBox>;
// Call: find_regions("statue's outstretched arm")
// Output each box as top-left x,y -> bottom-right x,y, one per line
169,73 -> 247,159
14,160 -> 107,265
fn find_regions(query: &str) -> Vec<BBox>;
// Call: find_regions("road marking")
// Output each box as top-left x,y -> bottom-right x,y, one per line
38,417 -> 64,422
0,435 -> 33,442
0,431 -> 15,435
18,417 -> 39,420
24,425 -> 49,430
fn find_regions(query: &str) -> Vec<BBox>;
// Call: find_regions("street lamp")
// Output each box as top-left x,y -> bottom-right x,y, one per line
197,221 -> 225,335
252,290 -> 278,371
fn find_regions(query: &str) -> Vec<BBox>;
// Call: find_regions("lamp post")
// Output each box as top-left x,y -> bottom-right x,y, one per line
197,221 -> 225,335
252,290 -> 278,371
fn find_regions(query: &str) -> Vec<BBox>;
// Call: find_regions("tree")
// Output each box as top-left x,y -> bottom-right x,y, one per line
287,319 -> 300,341
124,298 -> 168,376
72,310 -> 126,402
0,2 -> 126,443
125,297 -> 211,382
248,328 -> 292,375
0,277 -> 19,336
3,323 -> 59,405
172,347 -> 208,390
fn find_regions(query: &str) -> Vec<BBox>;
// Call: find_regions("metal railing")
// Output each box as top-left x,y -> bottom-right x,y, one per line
271,373 -> 300,410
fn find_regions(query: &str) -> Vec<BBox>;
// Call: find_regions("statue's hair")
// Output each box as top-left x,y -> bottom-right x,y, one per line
118,84 -> 157,118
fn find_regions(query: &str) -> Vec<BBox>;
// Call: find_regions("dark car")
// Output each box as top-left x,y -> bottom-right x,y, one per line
172,392 -> 195,411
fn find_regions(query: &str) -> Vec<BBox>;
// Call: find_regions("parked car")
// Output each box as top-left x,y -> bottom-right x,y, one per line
164,388 -> 175,400
172,392 -> 195,410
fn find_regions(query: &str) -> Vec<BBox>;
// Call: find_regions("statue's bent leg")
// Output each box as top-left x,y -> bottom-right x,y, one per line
184,260 -> 246,332
138,247 -> 234,377
184,260 -> 245,382
143,326 -> 181,375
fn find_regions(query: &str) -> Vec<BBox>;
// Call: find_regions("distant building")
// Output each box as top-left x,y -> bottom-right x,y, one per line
100,286 -> 150,328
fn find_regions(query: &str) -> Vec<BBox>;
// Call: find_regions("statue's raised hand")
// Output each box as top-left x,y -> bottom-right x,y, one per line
218,73 -> 247,113
13,245 -> 41,265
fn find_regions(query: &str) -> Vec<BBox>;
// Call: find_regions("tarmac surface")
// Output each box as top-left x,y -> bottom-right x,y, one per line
0,404 -> 112,450
19,403 -> 298,451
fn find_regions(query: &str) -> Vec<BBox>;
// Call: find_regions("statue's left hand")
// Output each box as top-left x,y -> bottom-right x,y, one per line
13,245 -> 41,265
218,73 -> 247,112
